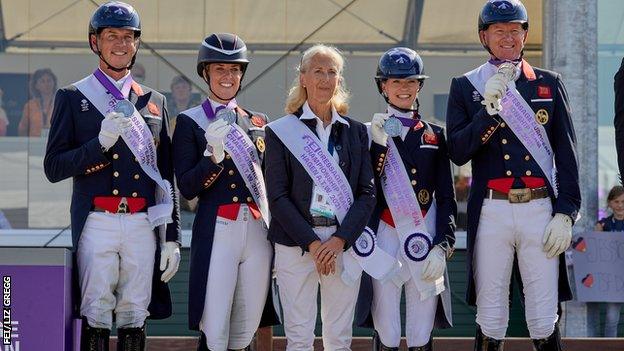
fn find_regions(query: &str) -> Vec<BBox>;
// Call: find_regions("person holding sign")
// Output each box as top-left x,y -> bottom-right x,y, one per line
264,44 -> 377,350
445,0 -> 580,350
586,185 -> 624,337
172,33 -> 278,351
356,47 -> 456,351
43,2 -> 181,350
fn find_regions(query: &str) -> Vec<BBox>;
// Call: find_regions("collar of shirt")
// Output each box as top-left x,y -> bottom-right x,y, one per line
299,101 -> 349,128
99,68 -> 132,98
387,105 -> 414,141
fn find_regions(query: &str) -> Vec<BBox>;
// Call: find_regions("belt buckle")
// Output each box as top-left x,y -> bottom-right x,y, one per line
507,188 -> 531,203
117,197 -> 129,214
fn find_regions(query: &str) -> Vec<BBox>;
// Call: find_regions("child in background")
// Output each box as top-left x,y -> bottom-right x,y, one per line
587,185 -> 624,337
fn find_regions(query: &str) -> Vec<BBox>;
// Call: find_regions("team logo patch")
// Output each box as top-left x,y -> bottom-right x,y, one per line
147,102 -> 160,116
80,99 -> 90,112
404,233 -> 432,262
251,115 -> 266,127
535,109 -> 549,125
255,136 -> 266,153
353,228 -> 376,257
472,90 -> 482,102
537,85 -> 552,98
418,189 -> 430,205
423,132 -> 437,145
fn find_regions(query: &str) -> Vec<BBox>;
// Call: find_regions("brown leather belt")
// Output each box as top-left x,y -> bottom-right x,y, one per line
486,186 -> 549,203
310,216 -> 337,227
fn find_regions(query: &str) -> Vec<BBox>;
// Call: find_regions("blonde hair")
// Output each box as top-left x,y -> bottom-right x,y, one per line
284,44 -> 350,115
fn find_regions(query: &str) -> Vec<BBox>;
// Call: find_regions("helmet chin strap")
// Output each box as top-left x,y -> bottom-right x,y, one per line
388,98 -> 420,117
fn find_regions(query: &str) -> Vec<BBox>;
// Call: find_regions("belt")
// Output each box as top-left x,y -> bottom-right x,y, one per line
93,196 -> 147,214
486,186 -> 549,203
310,216 -> 337,227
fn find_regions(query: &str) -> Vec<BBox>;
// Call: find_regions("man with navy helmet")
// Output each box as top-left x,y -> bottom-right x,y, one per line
356,47 -> 456,351
445,1 -> 580,350
44,2 -> 180,350
172,33 -> 277,351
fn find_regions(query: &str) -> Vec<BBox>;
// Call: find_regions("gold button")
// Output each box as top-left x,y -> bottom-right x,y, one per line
411,180 -> 417,186
505,171 -> 512,176
95,165 -> 101,170
112,189 -> 119,195
490,126 -> 495,131
524,155 -> 530,161
481,137 -> 486,142
501,122 -> 506,128
230,183 -> 236,189
411,168 -> 416,174
526,170 -> 532,176
504,154 -> 510,160
247,197 -> 253,202
132,192 -> 138,197
378,158 -> 384,163
113,171 -> 119,177
380,153 -> 385,157
502,139 -> 508,144
134,174 -> 140,180
113,154 -> 119,160
204,183 -> 209,187
228,170 -> 235,176
134,157 -> 138,162
376,167 -> 381,172
232,196 -> 239,202
86,170 -> 91,174
226,154 -> 231,160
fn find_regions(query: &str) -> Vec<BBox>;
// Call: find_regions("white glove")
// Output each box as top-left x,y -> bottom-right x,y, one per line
481,73 -> 509,116
160,242 -> 181,283
98,112 -> 130,151
421,245 -> 446,282
204,119 -> 230,163
370,113 -> 389,146
542,213 -> 573,258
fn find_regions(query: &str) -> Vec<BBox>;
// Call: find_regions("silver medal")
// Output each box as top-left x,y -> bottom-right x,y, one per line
497,62 -> 517,83
114,100 -> 135,117
383,116 -> 403,137
216,108 -> 237,125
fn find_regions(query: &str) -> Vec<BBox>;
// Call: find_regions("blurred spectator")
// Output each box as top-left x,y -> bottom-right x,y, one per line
587,185 -> 624,337
168,75 -> 201,131
0,210 -> 11,229
18,68 -> 57,137
455,174 -> 471,230
168,75 -> 201,226
132,62 -> 146,84
0,88 -> 8,136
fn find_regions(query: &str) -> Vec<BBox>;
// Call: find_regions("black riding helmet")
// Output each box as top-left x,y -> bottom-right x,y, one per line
196,33 -> 249,101
88,1 -> 141,72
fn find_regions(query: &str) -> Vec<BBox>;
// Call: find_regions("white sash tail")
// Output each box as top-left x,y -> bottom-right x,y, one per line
382,137 -> 445,299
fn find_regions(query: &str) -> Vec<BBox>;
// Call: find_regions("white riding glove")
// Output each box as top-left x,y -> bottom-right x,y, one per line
542,213 -> 573,258
204,119 -> 231,163
98,112 -> 130,151
160,241 -> 181,283
481,73 -> 509,116
421,245 -> 446,282
371,113 -> 389,146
